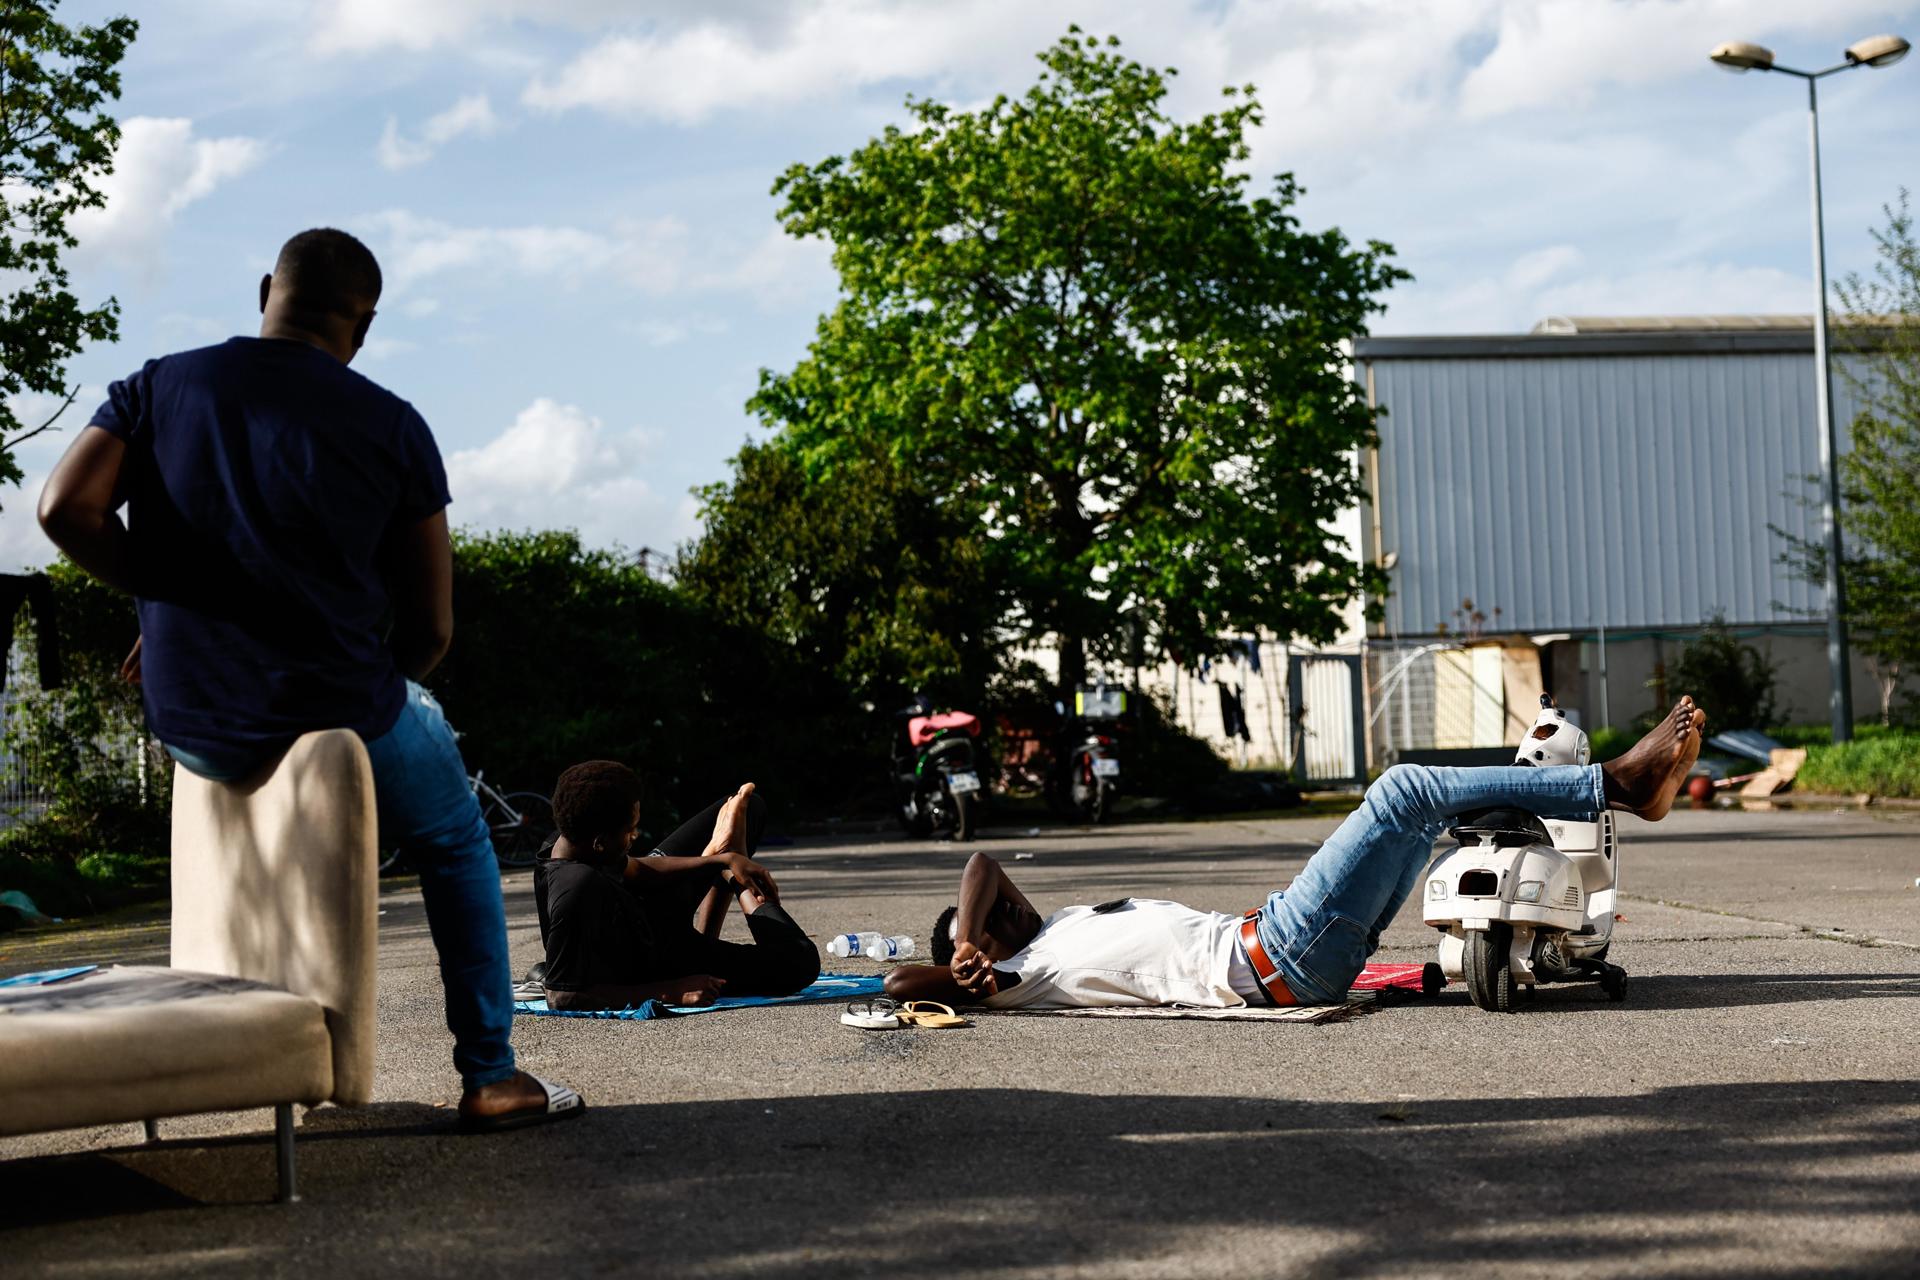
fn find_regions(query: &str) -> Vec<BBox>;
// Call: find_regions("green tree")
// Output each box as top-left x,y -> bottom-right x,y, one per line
1778,193 -> 1920,724
678,439 -> 1002,706
0,2 -> 137,488
750,29 -> 1405,695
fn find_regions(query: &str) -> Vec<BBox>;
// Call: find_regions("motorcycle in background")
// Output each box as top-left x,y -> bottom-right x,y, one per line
892,695 -> 986,841
1047,684 -> 1127,824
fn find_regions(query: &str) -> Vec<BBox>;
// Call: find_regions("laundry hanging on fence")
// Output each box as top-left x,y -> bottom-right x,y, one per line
1218,683 -> 1251,743
0,574 -> 63,691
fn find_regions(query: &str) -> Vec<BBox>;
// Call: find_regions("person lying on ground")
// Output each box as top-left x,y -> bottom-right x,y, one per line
37,228 -> 579,1132
535,764 -> 821,1012
885,699 -> 1706,1010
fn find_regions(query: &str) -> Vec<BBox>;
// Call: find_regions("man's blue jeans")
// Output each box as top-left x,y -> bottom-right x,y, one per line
1253,762 -> 1608,1004
166,682 -> 516,1089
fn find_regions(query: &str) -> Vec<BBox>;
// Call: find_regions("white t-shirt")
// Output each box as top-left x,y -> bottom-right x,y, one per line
980,898 -> 1257,1009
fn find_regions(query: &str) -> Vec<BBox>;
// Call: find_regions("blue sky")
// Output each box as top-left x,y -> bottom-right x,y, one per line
5,0 -> 1919,570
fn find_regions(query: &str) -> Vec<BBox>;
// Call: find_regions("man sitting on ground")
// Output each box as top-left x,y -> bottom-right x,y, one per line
885,699 -> 1706,1010
535,766 -> 821,1011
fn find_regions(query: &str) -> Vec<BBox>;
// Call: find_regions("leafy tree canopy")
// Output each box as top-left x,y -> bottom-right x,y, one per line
0,2 -> 137,487
678,439 -> 1002,707
1779,192 -> 1920,724
750,28 -> 1406,690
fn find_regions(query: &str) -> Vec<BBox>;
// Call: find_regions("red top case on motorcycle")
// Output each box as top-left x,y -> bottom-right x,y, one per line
908,711 -> 981,747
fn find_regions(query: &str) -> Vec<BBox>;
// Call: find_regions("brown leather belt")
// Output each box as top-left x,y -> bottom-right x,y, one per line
1239,911 -> 1298,1007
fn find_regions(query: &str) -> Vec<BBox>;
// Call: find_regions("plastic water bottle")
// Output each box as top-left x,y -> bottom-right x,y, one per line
863,935 -> 916,961
827,932 -> 883,959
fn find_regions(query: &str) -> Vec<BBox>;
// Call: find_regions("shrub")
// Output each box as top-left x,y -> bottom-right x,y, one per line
1645,616 -> 1779,732
0,566 -> 168,918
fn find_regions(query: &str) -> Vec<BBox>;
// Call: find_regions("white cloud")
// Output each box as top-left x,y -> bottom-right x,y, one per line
631,316 -> 728,347
358,336 -> 420,362
70,117 -> 266,270
155,312 -> 230,344
312,0 -> 524,55
376,93 -> 499,170
1456,0 -> 1901,121
364,209 -> 690,293
701,228 -> 834,308
308,0 -> 794,57
361,211 -> 832,305
444,398 -> 690,550
1379,244 -> 1813,334
521,3 -> 1067,123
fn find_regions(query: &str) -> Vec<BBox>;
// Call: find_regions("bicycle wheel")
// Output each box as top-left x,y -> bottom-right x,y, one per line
487,791 -> 554,869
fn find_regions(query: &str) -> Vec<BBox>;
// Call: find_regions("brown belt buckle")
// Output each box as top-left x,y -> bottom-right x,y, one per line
1240,911 -> 1298,1007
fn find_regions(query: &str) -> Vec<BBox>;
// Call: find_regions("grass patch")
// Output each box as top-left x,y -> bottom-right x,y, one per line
1797,731 -> 1920,798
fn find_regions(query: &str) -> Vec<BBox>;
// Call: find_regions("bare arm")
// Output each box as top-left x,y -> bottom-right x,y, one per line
952,851 -> 1035,951
38,426 -> 138,593
380,510 -> 454,680
624,850 -> 778,903
883,960 -> 1020,1007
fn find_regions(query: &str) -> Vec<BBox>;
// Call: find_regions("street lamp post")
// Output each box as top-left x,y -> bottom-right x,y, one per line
1710,34 -> 1910,744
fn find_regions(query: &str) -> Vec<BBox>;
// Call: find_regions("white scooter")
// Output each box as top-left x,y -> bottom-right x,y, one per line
1420,696 -> 1627,1012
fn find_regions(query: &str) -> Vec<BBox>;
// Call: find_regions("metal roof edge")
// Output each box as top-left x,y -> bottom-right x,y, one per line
1351,331 -> 1825,359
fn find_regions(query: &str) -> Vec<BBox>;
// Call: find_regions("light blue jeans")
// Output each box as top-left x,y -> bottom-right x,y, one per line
166,682 -> 516,1089
1254,763 -> 1607,1004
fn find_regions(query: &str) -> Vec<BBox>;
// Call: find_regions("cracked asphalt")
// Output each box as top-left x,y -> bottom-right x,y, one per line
3,802 -> 1918,1278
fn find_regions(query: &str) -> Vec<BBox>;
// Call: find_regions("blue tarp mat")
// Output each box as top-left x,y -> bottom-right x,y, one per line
515,973 -> 886,1021
0,965 -> 99,988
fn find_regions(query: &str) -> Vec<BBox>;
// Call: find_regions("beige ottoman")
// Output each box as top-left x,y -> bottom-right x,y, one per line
0,730 -> 378,1202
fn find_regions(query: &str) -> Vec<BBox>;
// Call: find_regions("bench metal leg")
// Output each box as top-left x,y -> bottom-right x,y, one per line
274,1104 -> 298,1204
142,1119 -> 160,1144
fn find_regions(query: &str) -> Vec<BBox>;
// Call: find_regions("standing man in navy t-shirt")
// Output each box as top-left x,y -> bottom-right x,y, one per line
38,228 -> 583,1132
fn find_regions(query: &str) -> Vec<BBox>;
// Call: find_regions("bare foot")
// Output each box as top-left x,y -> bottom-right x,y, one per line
458,1071 -> 549,1122
1601,698 -> 1707,820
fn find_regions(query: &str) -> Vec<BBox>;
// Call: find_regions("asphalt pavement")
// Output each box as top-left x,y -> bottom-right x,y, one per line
3,801 -> 1918,1278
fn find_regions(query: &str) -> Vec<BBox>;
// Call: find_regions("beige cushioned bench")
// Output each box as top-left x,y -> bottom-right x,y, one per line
0,729 -> 378,1202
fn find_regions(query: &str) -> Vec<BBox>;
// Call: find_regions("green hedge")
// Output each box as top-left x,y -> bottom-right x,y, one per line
429,529 -> 879,840
1797,732 -> 1920,798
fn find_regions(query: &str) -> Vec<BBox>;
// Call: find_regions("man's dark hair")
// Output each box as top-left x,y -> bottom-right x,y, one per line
930,904 -> 959,966
552,760 -> 643,844
272,227 -> 382,317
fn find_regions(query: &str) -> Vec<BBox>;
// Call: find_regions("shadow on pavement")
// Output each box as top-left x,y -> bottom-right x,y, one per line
4,1081 -> 1917,1276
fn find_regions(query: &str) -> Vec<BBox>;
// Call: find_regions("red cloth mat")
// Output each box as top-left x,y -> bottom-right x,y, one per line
1348,962 -> 1428,992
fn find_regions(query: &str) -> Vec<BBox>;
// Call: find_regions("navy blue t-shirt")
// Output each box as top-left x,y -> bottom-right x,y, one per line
89,337 -> 451,763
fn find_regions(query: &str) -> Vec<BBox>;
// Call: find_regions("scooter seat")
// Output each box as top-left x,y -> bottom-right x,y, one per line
908,712 -> 981,747
1447,807 -> 1552,846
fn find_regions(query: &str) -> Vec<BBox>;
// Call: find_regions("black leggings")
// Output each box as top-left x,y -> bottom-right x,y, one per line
640,793 -> 820,998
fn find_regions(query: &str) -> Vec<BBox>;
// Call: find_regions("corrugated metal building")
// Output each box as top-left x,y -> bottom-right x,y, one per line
1353,317 -> 1890,752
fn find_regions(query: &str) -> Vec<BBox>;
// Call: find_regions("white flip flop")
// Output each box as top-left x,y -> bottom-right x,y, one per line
841,997 -> 901,1029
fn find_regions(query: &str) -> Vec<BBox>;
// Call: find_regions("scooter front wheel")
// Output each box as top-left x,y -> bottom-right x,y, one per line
1465,923 -> 1516,1013
949,788 -> 981,842
1088,777 -> 1113,824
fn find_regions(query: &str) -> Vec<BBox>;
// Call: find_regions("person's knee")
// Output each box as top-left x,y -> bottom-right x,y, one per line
788,942 -> 822,992
1373,762 -> 1425,799
1369,763 -> 1433,822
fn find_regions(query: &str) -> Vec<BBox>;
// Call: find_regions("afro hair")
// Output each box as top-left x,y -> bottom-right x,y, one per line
552,760 -> 643,845
929,904 -> 959,966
